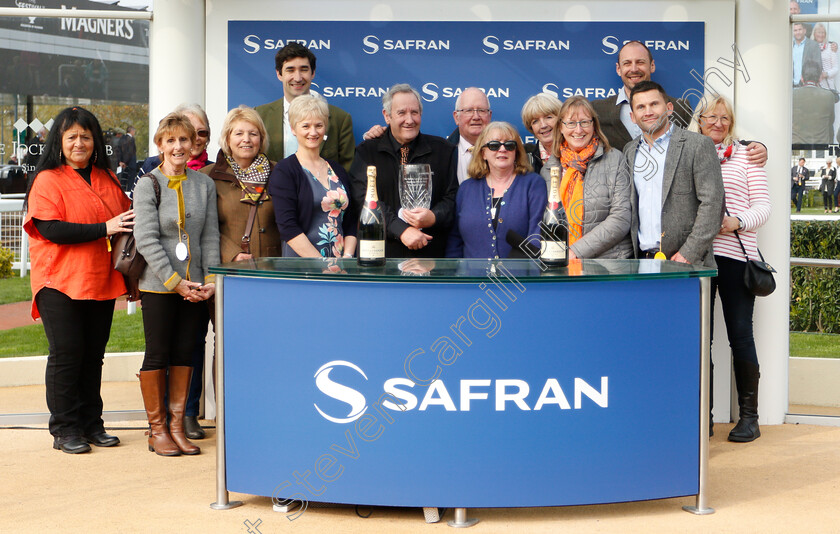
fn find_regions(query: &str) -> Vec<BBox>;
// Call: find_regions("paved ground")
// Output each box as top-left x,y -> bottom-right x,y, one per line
1,400 -> 839,534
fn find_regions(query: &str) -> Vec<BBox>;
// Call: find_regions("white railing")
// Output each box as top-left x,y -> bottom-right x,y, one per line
0,194 -> 28,276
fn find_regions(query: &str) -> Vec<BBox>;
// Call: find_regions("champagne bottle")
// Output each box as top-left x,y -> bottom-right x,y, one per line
358,166 -> 386,266
540,166 -> 569,267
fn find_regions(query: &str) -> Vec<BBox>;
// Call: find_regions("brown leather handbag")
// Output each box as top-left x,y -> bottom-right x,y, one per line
112,174 -> 160,301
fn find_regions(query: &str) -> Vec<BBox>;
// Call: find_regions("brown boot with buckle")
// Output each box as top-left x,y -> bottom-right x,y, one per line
167,366 -> 200,455
139,369 -> 181,456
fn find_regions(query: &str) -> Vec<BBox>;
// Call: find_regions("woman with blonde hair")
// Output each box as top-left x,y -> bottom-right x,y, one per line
521,93 -> 563,174
691,95 -> 771,442
270,94 -> 357,258
446,121 -> 546,258
204,105 -> 281,262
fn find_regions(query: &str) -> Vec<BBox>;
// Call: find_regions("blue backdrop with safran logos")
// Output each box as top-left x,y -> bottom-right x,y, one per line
227,21 -> 704,144
221,272 -> 701,507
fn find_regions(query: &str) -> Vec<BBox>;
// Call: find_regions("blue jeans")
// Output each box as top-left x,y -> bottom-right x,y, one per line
711,255 -> 759,366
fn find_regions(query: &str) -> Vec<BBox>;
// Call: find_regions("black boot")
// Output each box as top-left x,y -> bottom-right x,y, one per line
729,361 -> 760,442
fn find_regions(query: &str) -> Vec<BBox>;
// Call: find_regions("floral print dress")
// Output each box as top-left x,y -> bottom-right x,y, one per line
282,165 -> 349,258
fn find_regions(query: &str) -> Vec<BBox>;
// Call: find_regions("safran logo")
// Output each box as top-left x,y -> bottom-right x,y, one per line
362,35 -> 451,55
313,361 -> 368,423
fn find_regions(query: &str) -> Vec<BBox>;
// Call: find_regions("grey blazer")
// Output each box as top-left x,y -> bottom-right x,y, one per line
134,167 -> 220,293
541,145 -> 632,259
622,126 -> 724,268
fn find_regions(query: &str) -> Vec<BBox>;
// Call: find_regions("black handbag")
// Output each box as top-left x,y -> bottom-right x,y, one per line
112,174 -> 160,301
727,209 -> 776,297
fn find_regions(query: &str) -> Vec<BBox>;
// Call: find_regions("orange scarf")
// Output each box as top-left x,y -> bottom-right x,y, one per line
558,138 -> 599,244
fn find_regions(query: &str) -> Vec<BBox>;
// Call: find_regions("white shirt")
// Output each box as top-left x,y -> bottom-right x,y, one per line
633,124 -> 674,252
616,87 -> 643,141
282,98 -> 298,158
457,136 -> 474,184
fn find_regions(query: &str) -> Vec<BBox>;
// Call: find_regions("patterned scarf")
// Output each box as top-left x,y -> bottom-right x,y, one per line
558,137 -> 599,244
226,153 -> 271,204
715,142 -> 734,164
187,150 -> 209,171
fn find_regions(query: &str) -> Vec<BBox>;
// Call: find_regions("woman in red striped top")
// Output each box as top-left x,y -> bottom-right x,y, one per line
692,96 -> 770,443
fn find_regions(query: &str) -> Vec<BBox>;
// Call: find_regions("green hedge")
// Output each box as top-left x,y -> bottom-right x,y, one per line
790,220 -> 840,333
0,247 -> 13,279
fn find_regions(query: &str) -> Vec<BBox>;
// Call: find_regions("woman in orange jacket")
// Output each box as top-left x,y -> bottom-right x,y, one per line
23,106 -> 134,454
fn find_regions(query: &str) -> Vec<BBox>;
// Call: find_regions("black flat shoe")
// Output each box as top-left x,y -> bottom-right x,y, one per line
184,416 -> 206,440
84,432 -> 120,447
53,436 -> 92,454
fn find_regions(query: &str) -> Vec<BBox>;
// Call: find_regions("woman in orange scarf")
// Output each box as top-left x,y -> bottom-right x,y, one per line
23,107 -> 133,454
540,96 -> 632,259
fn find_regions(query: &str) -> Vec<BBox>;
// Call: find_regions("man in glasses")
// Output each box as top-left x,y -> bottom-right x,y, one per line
448,88 -> 492,184
623,80 -> 723,267
256,42 -> 355,171
350,83 -> 458,258
593,41 -> 766,166
363,87 -> 491,185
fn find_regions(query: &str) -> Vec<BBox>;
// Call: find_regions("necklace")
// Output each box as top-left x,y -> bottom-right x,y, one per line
300,156 -> 329,187
491,195 -> 503,219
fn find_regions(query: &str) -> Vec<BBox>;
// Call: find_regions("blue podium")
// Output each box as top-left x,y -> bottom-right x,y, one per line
209,258 -> 715,521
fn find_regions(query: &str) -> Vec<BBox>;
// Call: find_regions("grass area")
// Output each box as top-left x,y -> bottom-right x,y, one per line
791,206 -> 840,215
790,332 -> 840,359
0,309 -> 145,358
0,275 -> 31,305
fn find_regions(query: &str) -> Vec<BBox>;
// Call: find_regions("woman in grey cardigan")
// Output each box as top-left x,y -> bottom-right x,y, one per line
540,96 -> 632,259
134,112 -> 220,456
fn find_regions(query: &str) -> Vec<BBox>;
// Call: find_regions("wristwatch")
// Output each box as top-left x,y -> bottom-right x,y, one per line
735,216 -> 743,230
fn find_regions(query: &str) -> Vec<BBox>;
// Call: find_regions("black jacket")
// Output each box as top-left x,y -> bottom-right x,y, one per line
350,129 -> 458,258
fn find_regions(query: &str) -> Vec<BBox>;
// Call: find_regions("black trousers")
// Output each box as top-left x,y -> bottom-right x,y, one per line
36,288 -> 115,439
140,292 -> 205,371
711,256 -> 759,366
823,190 -> 835,210
791,184 -> 805,211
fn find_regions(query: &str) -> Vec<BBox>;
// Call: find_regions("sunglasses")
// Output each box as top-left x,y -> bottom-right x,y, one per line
483,140 -> 517,151
196,129 -> 210,138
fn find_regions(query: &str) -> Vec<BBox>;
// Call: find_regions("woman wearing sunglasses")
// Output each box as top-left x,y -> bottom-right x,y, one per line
446,121 -> 546,258
540,96 -> 632,259
137,104 -> 214,179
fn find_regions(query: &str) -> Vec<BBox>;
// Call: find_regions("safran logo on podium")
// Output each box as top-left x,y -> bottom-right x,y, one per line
313,360 -> 609,425
362,35 -> 451,55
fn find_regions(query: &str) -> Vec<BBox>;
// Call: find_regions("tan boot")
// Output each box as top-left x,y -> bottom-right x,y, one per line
167,366 -> 200,455
139,369 -> 180,456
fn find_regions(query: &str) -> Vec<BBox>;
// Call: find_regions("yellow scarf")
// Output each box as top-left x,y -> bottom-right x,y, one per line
163,171 -> 188,229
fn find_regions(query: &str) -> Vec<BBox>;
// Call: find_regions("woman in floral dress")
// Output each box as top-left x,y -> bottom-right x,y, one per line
270,95 -> 358,258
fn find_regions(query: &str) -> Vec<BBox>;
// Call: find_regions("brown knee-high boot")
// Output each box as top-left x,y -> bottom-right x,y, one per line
139,369 -> 180,456
168,366 -> 200,455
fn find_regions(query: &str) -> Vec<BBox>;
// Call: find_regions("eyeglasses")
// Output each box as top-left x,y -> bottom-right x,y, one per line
196,129 -> 210,138
456,108 -> 491,116
700,115 -> 731,125
561,119 -> 594,129
484,140 -> 517,151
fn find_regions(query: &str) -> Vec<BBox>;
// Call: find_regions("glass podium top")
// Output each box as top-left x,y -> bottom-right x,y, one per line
210,258 -> 716,283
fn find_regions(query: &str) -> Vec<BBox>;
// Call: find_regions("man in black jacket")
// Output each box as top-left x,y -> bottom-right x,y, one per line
118,126 -> 137,190
791,157 -> 809,212
350,84 -> 458,258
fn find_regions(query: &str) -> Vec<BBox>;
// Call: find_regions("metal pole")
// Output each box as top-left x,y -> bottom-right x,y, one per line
684,276 -> 714,515
447,508 -> 478,528
210,275 -> 243,510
